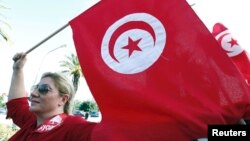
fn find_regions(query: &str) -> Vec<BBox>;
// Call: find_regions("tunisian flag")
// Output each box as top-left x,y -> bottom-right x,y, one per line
212,22 -> 250,85
70,0 -> 250,140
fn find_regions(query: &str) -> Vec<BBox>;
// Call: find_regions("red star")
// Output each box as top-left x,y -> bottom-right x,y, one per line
122,37 -> 142,57
228,38 -> 238,47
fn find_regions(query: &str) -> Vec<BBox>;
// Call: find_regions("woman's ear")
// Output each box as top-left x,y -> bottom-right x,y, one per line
59,94 -> 69,106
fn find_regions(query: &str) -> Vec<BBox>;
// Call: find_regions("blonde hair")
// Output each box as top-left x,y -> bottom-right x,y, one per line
41,72 -> 75,114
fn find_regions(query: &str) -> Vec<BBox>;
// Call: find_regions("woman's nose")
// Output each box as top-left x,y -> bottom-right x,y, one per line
30,90 -> 39,97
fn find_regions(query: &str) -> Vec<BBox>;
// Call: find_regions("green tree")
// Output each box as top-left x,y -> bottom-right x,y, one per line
0,93 -> 6,108
60,53 -> 82,92
79,100 -> 99,112
0,124 -> 18,141
59,53 -> 99,113
72,99 -> 82,111
0,2 -> 11,46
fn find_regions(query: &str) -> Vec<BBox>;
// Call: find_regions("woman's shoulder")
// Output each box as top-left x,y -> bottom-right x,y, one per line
60,115 -> 97,140
66,114 -> 85,121
65,114 -> 96,125
63,114 -> 97,133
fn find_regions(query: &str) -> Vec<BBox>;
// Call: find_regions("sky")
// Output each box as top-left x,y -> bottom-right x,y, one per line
0,0 -> 250,101
0,0 -> 99,101
189,0 -> 250,50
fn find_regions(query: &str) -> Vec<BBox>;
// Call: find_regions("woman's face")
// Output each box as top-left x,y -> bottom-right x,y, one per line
29,77 -> 65,116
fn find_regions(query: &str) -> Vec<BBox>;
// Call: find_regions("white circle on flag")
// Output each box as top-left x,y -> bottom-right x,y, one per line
101,13 -> 166,74
220,33 -> 243,57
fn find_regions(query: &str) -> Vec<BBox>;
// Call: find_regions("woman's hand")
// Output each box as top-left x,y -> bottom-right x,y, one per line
12,52 -> 27,70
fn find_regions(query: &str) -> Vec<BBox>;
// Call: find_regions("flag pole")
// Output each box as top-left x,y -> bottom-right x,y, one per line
25,23 -> 69,55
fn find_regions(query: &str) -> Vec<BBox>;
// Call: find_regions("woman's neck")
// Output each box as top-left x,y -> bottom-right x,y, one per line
36,111 -> 64,126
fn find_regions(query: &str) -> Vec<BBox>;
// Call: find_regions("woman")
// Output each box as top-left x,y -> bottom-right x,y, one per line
7,52 -> 97,141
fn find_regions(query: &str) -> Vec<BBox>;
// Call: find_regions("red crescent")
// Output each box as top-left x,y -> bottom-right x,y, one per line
217,33 -> 232,53
108,21 -> 156,62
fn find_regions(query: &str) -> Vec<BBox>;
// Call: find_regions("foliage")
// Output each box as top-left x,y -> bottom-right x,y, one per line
0,124 -> 18,141
0,1 -> 11,46
0,95 -> 6,109
79,100 -> 99,112
72,99 -> 82,111
60,53 -> 99,113
60,53 -> 82,92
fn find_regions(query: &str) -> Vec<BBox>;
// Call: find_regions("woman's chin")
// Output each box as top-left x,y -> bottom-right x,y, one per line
29,106 -> 39,113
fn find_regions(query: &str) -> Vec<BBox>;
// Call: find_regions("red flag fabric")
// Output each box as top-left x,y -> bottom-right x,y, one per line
212,22 -> 250,85
70,0 -> 250,140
